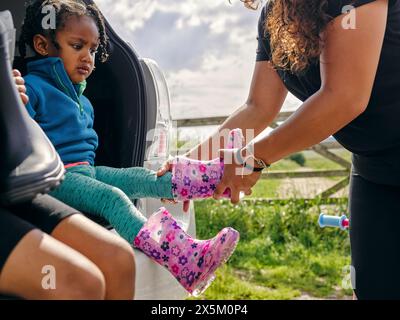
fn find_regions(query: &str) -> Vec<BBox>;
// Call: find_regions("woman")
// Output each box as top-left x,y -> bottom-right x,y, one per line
0,70 -> 136,300
160,0 -> 400,299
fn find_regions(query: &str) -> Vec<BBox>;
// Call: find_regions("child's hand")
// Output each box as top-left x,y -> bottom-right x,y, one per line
12,69 -> 29,105
157,160 -> 190,213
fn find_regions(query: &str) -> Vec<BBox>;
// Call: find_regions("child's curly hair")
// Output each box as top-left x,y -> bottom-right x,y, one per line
19,0 -> 109,62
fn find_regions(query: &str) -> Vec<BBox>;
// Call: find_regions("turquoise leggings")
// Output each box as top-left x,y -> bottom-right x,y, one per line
50,165 -> 173,243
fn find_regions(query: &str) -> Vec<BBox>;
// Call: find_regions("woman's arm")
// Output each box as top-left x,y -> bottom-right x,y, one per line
185,59 -> 288,160
214,0 -> 388,203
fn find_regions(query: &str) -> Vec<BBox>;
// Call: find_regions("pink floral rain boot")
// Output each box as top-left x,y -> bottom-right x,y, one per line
171,128 -> 244,201
134,207 -> 240,296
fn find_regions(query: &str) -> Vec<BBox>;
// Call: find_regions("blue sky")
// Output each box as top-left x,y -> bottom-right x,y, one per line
96,0 -> 301,120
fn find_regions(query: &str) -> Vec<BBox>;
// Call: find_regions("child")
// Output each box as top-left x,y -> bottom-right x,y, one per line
19,0 -> 240,296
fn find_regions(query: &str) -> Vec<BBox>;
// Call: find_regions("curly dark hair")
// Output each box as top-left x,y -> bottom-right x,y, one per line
265,0 -> 334,75
18,0 -> 108,62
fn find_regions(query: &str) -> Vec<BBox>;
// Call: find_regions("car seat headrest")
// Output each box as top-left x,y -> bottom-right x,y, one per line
0,10 -> 15,66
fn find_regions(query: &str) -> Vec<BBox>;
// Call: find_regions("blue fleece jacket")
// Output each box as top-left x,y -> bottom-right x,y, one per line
24,57 -> 98,165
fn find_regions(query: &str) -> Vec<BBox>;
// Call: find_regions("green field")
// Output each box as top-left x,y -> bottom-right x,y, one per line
250,150 -> 352,197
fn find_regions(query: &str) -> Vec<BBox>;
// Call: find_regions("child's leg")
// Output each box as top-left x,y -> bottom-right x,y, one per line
50,172 -> 146,243
95,166 -> 173,200
93,129 -> 245,202
50,169 -> 240,296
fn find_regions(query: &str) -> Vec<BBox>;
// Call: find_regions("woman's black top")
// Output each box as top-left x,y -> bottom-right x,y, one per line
256,0 -> 400,186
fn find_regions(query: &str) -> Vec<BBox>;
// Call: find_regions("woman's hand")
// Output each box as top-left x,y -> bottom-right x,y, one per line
12,69 -> 29,105
157,160 -> 190,212
213,149 -> 262,204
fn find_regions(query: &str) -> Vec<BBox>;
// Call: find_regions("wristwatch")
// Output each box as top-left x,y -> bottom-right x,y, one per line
235,146 -> 270,172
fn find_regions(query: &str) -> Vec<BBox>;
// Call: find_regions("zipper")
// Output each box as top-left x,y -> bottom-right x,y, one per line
53,65 -> 84,114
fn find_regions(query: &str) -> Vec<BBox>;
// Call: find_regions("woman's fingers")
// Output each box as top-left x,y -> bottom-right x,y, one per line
12,69 -> 21,77
156,161 -> 172,177
17,85 -> 26,93
213,179 -> 228,200
156,167 -> 166,177
213,148 -> 261,204
12,70 -> 28,105
20,93 -> 29,105
230,187 -> 241,204
13,69 -> 25,89
161,198 -> 178,205
160,198 -> 190,213
158,158 -> 188,210
14,76 -> 25,86
214,150 -> 232,200
183,200 -> 190,213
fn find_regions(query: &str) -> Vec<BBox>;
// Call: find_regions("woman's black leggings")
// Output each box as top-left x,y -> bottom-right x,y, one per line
350,173 -> 400,299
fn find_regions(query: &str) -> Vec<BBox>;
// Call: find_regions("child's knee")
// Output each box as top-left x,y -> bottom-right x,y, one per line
109,187 -> 130,202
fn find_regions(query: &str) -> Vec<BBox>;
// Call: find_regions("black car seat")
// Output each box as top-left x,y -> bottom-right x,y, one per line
0,0 -> 151,227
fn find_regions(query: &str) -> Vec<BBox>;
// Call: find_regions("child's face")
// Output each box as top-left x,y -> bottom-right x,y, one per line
48,15 -> 100,84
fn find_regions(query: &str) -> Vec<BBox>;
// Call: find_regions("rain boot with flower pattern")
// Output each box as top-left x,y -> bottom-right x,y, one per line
134,207 -> 240,296
171,128 -> 244,201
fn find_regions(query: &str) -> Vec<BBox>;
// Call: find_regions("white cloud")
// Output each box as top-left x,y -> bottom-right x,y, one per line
95,0 -> 301,120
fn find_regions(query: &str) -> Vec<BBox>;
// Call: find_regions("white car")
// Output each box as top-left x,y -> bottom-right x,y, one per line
0,0 -> 196,300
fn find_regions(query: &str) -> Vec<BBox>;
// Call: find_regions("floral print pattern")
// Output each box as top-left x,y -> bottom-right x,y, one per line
134,207 -> 240,296
171,157 -> 224,201
171,129 -> 244,201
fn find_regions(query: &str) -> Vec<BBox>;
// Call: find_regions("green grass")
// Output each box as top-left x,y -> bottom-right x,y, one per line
192,198 -> 352,300
249,179 -> 281,198
184,148 -> 352,299
270,159 -> 302,171
249,159 -> 300,198
286,150 -> 352,171
303,150 -> 352,182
